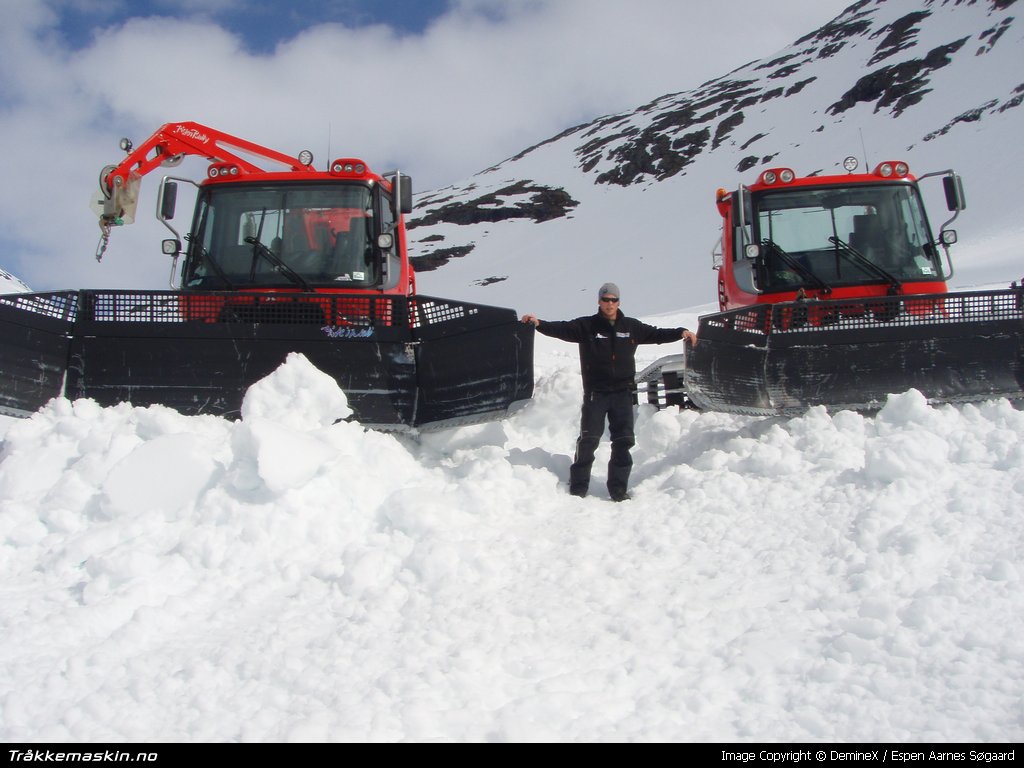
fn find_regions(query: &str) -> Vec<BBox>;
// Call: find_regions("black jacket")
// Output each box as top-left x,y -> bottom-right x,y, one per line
537,311 -> 684,393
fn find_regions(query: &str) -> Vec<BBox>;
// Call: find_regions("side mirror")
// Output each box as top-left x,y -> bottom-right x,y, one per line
744,243 -> 761,260
162,238 -> 181,256
389,173 -> 413,216
940,230 -> 958,246
942,173 -> 966,212
158,180 -> 178,221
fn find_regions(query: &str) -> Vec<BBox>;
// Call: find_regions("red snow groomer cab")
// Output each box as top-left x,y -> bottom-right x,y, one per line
639,158 -> 1024,415
0,122 -> 533,428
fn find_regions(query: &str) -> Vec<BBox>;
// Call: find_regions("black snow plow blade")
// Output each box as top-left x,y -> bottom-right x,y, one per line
0,290 -> 533,430
639,288 -> 1024,416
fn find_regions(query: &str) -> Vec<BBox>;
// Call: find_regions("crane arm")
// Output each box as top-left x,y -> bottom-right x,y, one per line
102,120 -> 308,194
94,121 -> 312,260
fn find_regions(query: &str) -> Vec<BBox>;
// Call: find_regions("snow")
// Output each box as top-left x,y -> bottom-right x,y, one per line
0,267 -> 31,294
2,335 -> 1022,742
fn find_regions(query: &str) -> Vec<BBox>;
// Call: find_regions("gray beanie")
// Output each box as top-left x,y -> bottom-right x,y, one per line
598,282 -> 620,300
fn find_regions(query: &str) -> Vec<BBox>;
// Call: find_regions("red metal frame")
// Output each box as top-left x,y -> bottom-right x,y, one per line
99,121 -> 415,297
714,162 -> 949,312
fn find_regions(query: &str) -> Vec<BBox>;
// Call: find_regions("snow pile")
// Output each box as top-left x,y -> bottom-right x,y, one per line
1,340 -> 1022,742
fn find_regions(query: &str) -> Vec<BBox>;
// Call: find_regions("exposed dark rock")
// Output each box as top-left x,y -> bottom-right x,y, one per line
785,77 -> 817,97
795,4 -> 872,46
484,122 -> 592,173
977,17 -> 1014,54
408,181 -> 579,229
410,244 -> 475,272
577,126 -> 641,173
580,78 -> 765,185
756,52 -> 804,71
868,10 -> 931,66
713,112 -> 745,150
472,276 -> 507,286
737,155 -> 759,173
596,127 -> 710,186
998,82 -> 1024,112
417,192 -> 457,208
418,184 -> 478,209
418,234 -> 445,243
768,64 -> 805,80
740,133 -> 767,150
828,38 -> 970,117
922,99 -> 998,141
818,41 -> 848,59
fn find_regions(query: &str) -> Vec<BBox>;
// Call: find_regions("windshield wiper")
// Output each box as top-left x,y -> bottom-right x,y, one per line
199,245 -> 234,289
760,239 -> 832,295
244,236 -> 312,292
828,236 -> 902,295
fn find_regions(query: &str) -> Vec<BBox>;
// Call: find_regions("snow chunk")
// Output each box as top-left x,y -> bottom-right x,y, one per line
240,353 -> 352,430
231,418 -> 329,496
102,433 -> 219,519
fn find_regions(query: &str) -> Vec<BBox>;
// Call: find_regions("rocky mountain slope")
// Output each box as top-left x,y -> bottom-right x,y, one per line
408,0 -> 1023,316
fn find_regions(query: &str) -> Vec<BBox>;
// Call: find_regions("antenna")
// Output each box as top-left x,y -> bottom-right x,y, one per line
326,123 -> 332,169
859,128 -> 869,169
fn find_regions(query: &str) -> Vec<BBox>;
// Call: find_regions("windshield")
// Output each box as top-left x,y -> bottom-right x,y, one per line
184,183 -> 376,289
752,183 -> 941,291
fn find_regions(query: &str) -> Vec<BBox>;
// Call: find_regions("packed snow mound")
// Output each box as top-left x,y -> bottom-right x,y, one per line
1,344 -> 1022,740
239,351 -> 353,429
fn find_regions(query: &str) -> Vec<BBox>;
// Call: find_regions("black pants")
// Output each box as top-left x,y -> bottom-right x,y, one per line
569,390 -> 635,499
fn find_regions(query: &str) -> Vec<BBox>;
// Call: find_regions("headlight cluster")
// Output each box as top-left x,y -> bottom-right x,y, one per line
207,163 -> 240,178
874,161 -> 910,178
759,168 -> 795,185
330,158 -> 368,176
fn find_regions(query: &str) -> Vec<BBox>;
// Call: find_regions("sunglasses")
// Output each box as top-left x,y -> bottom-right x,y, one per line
600,296 -> 620,303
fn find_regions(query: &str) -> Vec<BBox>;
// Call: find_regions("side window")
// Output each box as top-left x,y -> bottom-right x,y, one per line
377,186 -> 400,290
378,187 -> 395,235
184,199 -> 216,286
732,192 -> 753,262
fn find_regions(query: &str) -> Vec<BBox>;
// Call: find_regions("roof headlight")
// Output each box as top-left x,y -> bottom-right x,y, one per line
763,171 -> 777,184
779,169 -> 795,183
895,162 -> 909,177
843,156 -> 859,172
878,162 -> 894,177
298,150 -> 314,166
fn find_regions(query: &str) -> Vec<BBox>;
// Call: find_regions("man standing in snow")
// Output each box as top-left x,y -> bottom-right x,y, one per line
521,282 -> 697,501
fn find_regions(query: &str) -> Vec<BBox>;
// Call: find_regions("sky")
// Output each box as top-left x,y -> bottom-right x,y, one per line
2,324 -> 1022,741
53,0 -> 454,46
10,0 -> 854,187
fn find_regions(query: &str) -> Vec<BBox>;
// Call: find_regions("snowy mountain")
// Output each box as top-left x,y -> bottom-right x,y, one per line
409,0 -> 1024,317
0,267 -> 30,294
